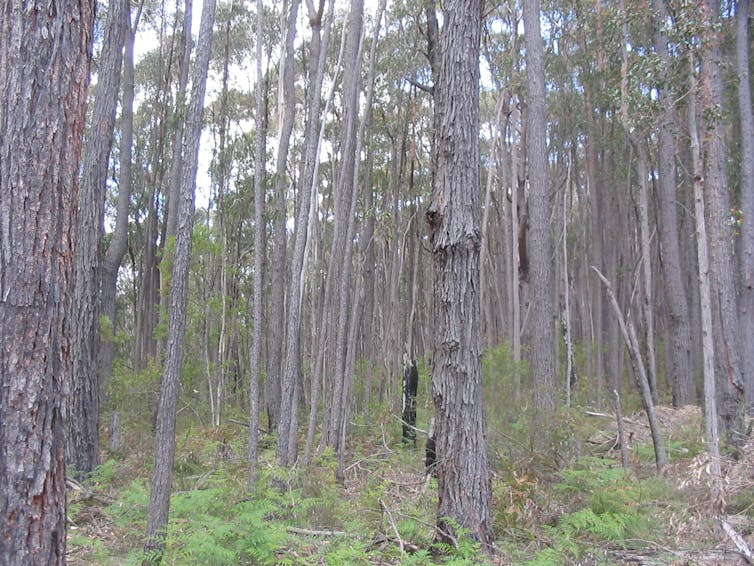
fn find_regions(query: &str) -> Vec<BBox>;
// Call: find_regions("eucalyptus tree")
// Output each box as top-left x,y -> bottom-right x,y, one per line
426,0 -> 493,545
69,0 -> 128,478
696,0 -> 746,442
144,0 -> 217,558
523,0 -> 557,412
0,0 -> 94,561
736,0 -> 754,410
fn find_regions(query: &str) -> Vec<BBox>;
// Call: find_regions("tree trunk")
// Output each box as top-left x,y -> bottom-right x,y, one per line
698,0 -> 746,444
100,2 -> 143,413
69,0 -> 128,479
277,0 -> 334,467
651,0 -> 694,407
266,0 -> 301,433
736,0 -> 754,412
523,0 -> 557,412
426,0 -> 492,546
248,0 -> 267,488
143,0 -> 216,559
688,59 -> 724,509
0,1 -> 94,562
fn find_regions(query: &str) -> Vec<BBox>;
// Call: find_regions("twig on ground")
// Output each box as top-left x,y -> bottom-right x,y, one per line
286,526 -> 353,537
721,517 -> 754,564
380,498 -> 405,554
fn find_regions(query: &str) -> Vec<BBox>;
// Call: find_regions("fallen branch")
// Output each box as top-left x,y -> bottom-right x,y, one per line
380,498 -> 405,554
392,414 -> 428,436
721,517 -> 754,564
286,527 -> 353,537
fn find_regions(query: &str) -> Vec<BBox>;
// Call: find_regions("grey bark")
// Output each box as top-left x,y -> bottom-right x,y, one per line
523,0 -> 557,412
736,0 -> 754,411
277,0 -> 334,467
698,0 -> 746,444
425,0 -> 492,546
69,0 -> 127,478
266,0 -> 301,433
248,0 -> 267,488
143,0 -> 217,559
689,61 -> 724,508
0,0 -> 94,562
651,0 -> 694,407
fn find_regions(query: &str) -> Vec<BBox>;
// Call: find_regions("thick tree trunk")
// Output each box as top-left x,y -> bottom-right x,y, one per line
143,0 -> 216,559
69,0 -> 127,479
426,0 -> 492,546
0,1 -> 94,562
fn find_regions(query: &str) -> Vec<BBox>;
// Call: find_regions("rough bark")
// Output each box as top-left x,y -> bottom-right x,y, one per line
143,0 -> 216,559
69,0 -> 128,479
523,0 -> 557,412
0,0 -> 94,562
426,0 -> 492,546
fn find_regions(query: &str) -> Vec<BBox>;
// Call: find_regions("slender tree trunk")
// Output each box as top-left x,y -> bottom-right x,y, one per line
523,0 -> 556,412
248,0 -> 267,488
736,0 -> 754,411
101,2 -> 144,423
689,59 -> 724,509
266,0 -> 301,433
426,0 -> 492,546
651,0 -> 694,407
69,0 -> 127,478
698,0 -> 746,444
143,0 -> 216,560
0,1 -> 94,562
278,0 -> 334,467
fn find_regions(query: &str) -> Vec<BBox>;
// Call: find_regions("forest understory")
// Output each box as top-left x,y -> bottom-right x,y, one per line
66,370 -> 754,565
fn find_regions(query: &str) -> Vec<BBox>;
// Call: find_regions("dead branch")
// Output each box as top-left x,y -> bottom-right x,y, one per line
721,517 -> 754,563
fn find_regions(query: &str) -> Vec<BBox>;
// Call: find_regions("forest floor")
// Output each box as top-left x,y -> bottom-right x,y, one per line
66,404 -> 754,565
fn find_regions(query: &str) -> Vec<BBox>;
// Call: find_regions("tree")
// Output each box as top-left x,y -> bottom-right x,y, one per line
523,0 -> 557,412
69,0 -> 128,478
144,0 -> 217,559
0,0 -> 94,562
426,0 -> 493,546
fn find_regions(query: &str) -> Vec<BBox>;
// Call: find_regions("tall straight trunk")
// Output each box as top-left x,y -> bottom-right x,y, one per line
69,0 -> 127,477
266,0 -> 301,433
101,2 -> 143,406
523,0 -> 556,412
426,0 -> 492,546
248,0 -> 267,488
0,0 -> 94,562
652,0 -> 694,407
277,0 -> 334,467
143,0 -> 216,559
698,0 -> 746,443
689,58 -> 724,508
324,0 -> 365,451
736,0 -> 754,411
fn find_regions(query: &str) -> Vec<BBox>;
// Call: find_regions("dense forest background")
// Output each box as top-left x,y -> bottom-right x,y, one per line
3,0 -> 754,562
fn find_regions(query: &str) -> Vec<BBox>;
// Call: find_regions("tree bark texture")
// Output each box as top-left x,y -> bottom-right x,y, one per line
69,0 -> 128,478
523,0 -> 557,412
0,0 -> 94,562
426,0 -> 492,545
144,0 -> 216,559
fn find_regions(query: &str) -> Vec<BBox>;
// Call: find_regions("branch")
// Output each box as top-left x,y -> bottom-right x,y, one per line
287,527 -> 354,537
380,499 -> 405,554
404,77 -> 434,95
721,518 -> 754,563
